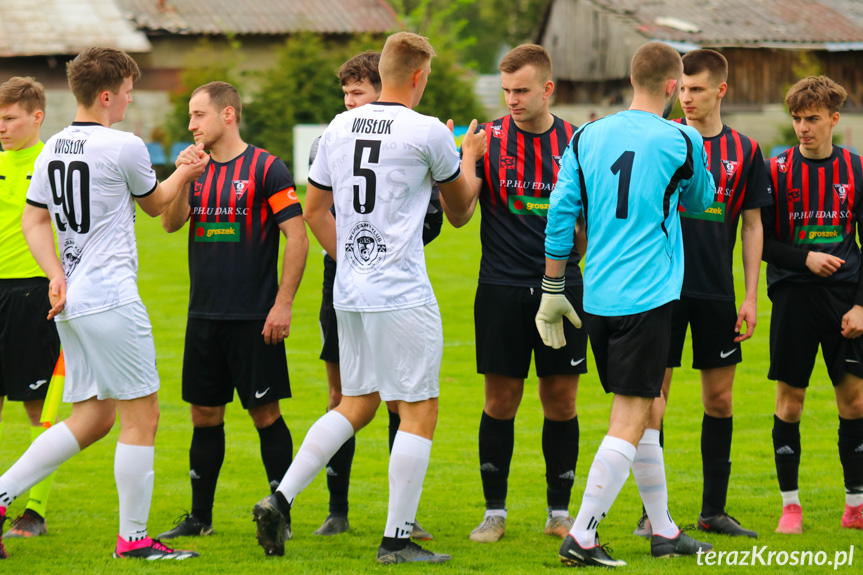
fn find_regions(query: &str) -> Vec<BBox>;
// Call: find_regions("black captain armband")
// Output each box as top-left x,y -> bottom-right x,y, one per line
541,275 -> 566,294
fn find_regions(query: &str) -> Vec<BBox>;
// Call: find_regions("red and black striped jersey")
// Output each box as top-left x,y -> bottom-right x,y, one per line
475,114 -> 580,286
675,121 -> 772,300
763,145 -> 863,290
187,145 -> 302,319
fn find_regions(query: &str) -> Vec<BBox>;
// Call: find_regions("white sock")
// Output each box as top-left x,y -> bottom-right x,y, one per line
571,435 -> 636,547
632,428 -> 678,538
484,509 -> 507,519
115,443 -> 154,542
781,489 -> 800,507
550,509 -> 569,518
384,431 -> 432,539
0,422 -> 80,507
848,493 -> 863,507
277,411 -> 354,504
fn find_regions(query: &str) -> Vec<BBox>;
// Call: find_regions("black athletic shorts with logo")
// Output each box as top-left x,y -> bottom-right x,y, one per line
769,282 -> 863,388
182,317 -> 291,409
668,297 -> 742,370
319,254 -> 339,364
475,283 -> 588,379
584,302 -> 672,398
0,278 -> 60,401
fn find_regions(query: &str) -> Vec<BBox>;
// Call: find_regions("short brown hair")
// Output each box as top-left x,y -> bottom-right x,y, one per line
338,51 -> 381,92
499,44 -> 552,82
630,42 -> 683,95
66,47 -> 141,107
785,75 -> 847,115
379,32 -> 436,85
0,76 -> 46,114
191,81 -> 243,123
682,49 -> 728,84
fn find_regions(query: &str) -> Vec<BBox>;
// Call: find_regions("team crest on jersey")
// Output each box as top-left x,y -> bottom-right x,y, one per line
62,239 -> 83,278
500,156 -> 516,169
721,159 -> 738,177
776,157 -> 788,173
492,127 -> 503,138
232,180 -> 250,199
344,222 -> 387,274
834,183 -> 849,202
788,189 -> 802,202
552,155 -> 563,168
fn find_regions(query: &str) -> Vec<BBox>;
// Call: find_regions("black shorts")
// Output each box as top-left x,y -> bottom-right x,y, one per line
584,303 -> 672,398
668,297 -> 742,370
474,283 -> 588,379
768,282 -> 863,388
319,254 -> 339,364
0,279 -> 61,402
182,317 -> 291,409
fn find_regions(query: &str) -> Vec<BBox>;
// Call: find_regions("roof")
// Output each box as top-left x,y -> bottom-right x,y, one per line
0,0 -> 150,56
575,0 -> 863,48
115,0 -> 399,35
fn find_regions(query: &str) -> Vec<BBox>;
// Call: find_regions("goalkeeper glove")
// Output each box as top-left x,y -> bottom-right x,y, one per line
535,275 -> 582,349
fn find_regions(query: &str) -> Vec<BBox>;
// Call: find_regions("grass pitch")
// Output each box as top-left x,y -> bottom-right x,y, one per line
1,189 -> 859,573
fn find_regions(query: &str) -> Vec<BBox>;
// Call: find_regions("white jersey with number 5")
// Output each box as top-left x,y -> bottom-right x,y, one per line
308,103 -> 460,312
26,122 -> 158,321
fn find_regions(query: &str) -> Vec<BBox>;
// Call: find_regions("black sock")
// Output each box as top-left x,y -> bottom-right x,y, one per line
773,415 -> 801,492
274,490 -> 292,516
190,423 -> 225,526
542,416 -> 579,510
258,417 -> 293,523
838,416 -> 863,497
326,435 -> 355,517
701,414 -> 732,517
381,535 -> 409,551
388,409 -> 400,453
479,411 -> 514,510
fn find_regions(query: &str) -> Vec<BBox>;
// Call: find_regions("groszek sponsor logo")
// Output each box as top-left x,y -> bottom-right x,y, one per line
681,200 -> 724,222
796,225 -> 842,244
508,195 -> 549,215
195,222 -> 241,242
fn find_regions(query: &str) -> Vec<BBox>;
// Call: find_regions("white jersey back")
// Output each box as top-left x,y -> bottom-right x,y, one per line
308,103 -> 460,311
26,122 -> 157,320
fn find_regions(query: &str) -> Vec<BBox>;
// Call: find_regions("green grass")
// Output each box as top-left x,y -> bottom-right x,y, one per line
1,188 -> 859,573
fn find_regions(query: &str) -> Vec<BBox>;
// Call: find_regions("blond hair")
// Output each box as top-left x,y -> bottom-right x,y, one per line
379,32 -> 436,85
0,76 -> 45,114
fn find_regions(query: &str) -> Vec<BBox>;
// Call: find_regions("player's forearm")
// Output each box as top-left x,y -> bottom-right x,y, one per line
21,205 -> 64,281
304,209 -> 337,259
439,181 -> 478,228
545,257 -> 567,279
161,177 -> 192,233
740,209 -> 763,301
276,230 -> 309,307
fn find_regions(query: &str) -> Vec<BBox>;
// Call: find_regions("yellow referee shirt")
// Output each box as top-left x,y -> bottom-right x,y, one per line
0,141 -> 44,279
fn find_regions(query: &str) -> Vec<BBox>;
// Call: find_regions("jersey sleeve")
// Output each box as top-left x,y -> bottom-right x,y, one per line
308,126 -> 333,191
427,120 -> 461,184
263,156 -> 302,224
545,131 -> 584,260
741,143 -> 773,210
25,151 -> 50,209
678,128 -> 715,214
118,136 -> 158,198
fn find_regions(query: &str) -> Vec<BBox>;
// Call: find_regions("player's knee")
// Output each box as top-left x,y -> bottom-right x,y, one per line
190,404 -> 224,427
249,402 -> 281,428
704,392 -> 733,418
839,394 -> 863,419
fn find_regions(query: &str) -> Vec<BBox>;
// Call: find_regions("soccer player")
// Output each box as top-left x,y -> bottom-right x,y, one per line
537,41 -> 715,567
762,76 -> 863,534
158,81 -> 307,540
444,44 -> 585,543
0,77 -> 61,540
632,49 -> 770,539
310,51 -> 439,539
252,31 -> 486,563
0,46 -> 206,560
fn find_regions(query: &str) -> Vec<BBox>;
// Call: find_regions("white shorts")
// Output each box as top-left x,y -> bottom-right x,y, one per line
56,301 -> 160,403
336,303 -> 443,402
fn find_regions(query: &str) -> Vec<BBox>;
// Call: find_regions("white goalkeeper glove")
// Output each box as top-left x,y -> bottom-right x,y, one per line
535,275 -> 582,349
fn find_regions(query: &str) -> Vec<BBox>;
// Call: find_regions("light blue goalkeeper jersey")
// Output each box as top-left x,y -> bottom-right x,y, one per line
545,110 -> 715,316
